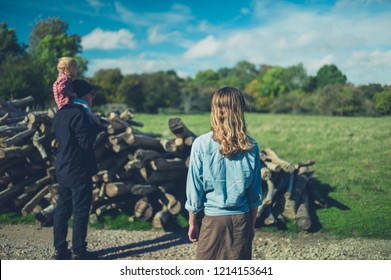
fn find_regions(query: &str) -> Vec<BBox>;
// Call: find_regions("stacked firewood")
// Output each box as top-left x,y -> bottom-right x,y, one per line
0,96 -> 196,230
1,96 -> 327,232
257,148 -> 327,231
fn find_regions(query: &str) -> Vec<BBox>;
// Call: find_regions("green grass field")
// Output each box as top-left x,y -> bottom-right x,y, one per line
136,113 -> 391,240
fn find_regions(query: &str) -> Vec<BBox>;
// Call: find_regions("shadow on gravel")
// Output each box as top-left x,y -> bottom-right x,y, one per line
95,232 -> 190,260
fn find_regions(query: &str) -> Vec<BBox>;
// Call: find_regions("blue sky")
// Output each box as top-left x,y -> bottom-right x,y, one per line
1,0 -> 391,85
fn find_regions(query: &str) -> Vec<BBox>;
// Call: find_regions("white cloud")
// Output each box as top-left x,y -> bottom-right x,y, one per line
114,2 -> 192,27
179,2 -> 391,84
87,54 -> 175,75
86,0 -> 105,10
347,50 -> 391,67
82,28 -> 136,50
83,0 -> 391,85
147,26 -> 166,44
183,35 -> 221,59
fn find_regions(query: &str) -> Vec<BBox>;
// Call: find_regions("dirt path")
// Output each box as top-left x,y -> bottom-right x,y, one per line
0,224 -> 390,260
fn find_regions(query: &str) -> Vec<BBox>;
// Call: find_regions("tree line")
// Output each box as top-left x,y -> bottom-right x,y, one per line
1,18 -> 390,116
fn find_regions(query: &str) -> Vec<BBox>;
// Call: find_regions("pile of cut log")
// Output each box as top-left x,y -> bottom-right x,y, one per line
1,96 -> 327,232
258,148 -> 327,231
0,96 -> 196,230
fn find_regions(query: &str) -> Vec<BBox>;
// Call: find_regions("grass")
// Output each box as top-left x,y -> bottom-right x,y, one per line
135,113 -> 391,240
1,113 -> 390,240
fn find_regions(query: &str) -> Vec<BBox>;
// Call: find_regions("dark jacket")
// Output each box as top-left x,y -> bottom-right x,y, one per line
53,103 -> 99,187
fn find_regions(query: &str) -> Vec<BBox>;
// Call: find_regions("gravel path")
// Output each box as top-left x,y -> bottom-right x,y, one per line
1,224 -> 390,260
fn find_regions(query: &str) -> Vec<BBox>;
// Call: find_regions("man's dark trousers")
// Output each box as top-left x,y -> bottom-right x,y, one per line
53,182 -> 93,254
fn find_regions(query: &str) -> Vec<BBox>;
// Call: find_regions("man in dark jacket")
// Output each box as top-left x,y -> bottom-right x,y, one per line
52,79 -> 100,260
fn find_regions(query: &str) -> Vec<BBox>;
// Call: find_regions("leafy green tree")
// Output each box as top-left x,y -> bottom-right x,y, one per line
141,70 -> 181,113
28,17 -> 87,105
90,68 -> 123,103
0,54 -> 44,104
259,67 -> 286,98
374,90 -> 391,115
218,61 -> 258,90
116,74 -> 144,112
316,64 -> 347,88
280,63 -> 308,92
359,83 -> 384,99
0,22 -> 25,60
0,23 -> 45,105
315,84 -> 367,116
180,78 -> 210,112
194,69 -> 219,88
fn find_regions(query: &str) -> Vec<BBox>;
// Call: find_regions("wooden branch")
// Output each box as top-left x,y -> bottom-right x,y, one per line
27,111 -> 51,125
21,185 -> 50,216
0,125 -> 28,137
24,175 -> 52,194
0,144 -> 33,159
1,128 -> 36,147
7,96 -> 34,108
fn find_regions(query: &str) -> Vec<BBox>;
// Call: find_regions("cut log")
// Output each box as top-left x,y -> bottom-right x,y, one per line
124,133 -> 174,153
0,177 -> 37,206
1,128 -> 36,147
0,144 -> 33,159
168,118 -> 197,139
24,175 -> 52,194
146,170 -> 186,185
264,161 -> 282,173
134,197 -> 153,220
47,107 -> 57,119
0,157 -> 26,174
6,96 -> 34,108
95,203 -> 117,216
263,179 -> 275,205
263,148 -> 295,173
261,167 -> 272,181
157,187 -> 182,215
130,184 -> 158,196
27,111 -> 51,125
0,125 -> 28,137
295,190 -> 311,231
35,204 -> 55,227
149,158 -> 186,171
105,181 -> 134,198
151,206 -> 171,229
21,185 -> 50,216
134,149 -> 161,165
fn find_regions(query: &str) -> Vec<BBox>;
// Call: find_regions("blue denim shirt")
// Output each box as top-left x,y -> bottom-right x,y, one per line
185,131 -> 262,216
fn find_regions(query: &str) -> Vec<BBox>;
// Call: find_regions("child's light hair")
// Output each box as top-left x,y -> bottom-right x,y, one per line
211,86 -> 253,158
57,57 -> 77,75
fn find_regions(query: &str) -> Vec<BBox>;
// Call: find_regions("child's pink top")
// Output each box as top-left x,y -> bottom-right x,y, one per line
53,73 -> 77,109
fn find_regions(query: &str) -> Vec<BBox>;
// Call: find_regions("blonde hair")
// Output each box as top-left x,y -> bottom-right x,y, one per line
57,57 -> 77,75
211,86 -> 253,158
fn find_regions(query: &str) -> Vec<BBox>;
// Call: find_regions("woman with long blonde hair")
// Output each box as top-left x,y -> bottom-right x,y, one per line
185,86 -> 262,260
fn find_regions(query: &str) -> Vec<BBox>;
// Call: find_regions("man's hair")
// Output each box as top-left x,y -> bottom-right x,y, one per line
73,79 -> 93,98
211,86 -> 252,158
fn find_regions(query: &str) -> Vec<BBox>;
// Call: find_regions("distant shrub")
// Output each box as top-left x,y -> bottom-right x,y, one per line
374,90 -> 391,115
